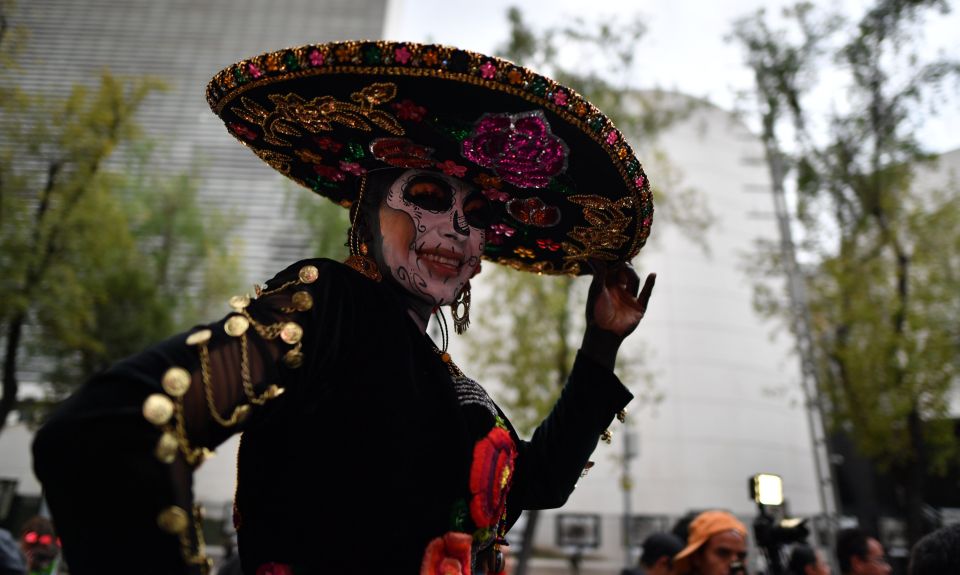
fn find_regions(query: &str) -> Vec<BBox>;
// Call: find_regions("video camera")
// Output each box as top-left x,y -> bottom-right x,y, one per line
749,474 -> 810,575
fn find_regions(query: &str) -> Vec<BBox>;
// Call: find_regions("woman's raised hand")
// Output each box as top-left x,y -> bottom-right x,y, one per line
580,261 -> 655,371
586,261 -> 655,338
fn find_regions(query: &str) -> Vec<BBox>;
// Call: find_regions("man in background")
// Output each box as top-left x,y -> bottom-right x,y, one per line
908,523 -> 960,575
622,532 -> 685,575
836,529 -> 890,575
673,510 -> 748,575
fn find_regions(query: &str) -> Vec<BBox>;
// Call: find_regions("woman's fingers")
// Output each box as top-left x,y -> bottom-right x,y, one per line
637,272 -> 656,311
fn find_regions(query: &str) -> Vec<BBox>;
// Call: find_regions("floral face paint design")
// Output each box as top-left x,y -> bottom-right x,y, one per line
377,169 -> 492,308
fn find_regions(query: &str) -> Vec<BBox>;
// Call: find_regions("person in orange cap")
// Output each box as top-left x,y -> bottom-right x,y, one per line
674,510 -> 749,575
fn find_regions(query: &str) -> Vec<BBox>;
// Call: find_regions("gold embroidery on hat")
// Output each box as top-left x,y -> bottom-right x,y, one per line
562,195 -> 633,264
494,257 -> 581,276
233,83 -> 405,147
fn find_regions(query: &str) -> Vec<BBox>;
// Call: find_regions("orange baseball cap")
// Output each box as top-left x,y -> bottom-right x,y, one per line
673,510 -> 748,574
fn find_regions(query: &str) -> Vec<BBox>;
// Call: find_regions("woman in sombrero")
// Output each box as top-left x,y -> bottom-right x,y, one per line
33,40 -> 655,575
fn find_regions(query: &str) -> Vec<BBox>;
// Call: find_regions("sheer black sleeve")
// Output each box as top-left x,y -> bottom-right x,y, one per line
505,351 -> 633,526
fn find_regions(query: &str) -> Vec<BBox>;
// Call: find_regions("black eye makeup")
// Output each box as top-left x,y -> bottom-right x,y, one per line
402,174 -> 453,212
462,192 -> 494,229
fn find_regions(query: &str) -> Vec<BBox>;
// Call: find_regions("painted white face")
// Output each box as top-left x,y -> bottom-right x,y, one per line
376,169 -> 491,308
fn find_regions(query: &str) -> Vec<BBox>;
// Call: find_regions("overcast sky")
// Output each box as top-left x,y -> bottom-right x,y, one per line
386,0 -> 960,153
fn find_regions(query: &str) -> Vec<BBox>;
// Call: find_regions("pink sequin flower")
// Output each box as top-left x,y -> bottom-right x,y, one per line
339,161 -> 366,176
313,164 -> 346,182
462,111 -> 569,189
229,123 -> 258,141
480,61 -> 497,79
605,131 -> 619,146
487,223 -> 516,246
553,90 -> 568,106
394,45 -> 412,64
482,188 -> 510,202
309,49 -> 324,66
436,160 -> 467,178
634,175 -> 646,189
247,63 -> 262,79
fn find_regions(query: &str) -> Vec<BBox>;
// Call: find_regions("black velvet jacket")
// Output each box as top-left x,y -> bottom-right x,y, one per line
33,259 -> 632,574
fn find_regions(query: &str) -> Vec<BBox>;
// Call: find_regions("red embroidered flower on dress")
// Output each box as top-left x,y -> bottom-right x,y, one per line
469,426 -> 517,529
462,111 -> 568,189
392,99 -> 428,122
309,49 -> 324,66
553,90 -> 569,106
420,532 -> 473,575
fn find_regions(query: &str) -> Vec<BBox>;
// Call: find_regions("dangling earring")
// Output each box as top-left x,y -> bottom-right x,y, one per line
344,173 -> 382,282
451,282 -> 471,335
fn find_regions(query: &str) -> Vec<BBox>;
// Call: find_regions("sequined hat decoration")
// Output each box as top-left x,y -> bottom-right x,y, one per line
207,40 -> 653,276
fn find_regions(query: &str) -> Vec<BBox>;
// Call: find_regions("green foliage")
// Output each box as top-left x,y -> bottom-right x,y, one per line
288,182 -> 351,260
465,269 -> 578,436
732,0 -> 960,536
0,63 -> 240,427
463,8 -> 704,441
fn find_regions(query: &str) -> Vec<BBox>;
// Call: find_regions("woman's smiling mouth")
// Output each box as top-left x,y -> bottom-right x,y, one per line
418,248 -> 463,277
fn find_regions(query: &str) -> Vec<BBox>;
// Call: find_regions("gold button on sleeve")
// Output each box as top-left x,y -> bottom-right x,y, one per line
298,265 -> 319,284
154,432 -> 179,464
143,394 -> 175,426
601,429 -> 612,444
185,329 -> 212,346
224,315 -> 250,337
229,294 -> 251,311
157,506 -> 189,535
291,290 -> 313,311
161,367 -> 191,397
279,322 -> 303,345
283,349 -> 304,368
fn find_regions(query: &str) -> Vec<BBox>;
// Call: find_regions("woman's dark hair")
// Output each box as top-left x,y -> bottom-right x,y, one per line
787,544 -> 817,575
346,167 -> 404,250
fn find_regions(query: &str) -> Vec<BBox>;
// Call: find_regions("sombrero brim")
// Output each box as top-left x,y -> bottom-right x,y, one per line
207,40 -> 653,276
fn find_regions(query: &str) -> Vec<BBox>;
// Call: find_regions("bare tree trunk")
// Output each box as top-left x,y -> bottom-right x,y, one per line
514,509 -> 540,575
0,312 -> 25,435
905,409 -> 925,545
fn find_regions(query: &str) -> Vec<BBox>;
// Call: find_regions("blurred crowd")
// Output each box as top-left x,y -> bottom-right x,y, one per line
621,509 -> 960,575
0,516 -> 60,575
1,510 -> 958,574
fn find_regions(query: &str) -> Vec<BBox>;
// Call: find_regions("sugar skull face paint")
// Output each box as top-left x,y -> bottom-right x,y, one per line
375,169 -> 492,309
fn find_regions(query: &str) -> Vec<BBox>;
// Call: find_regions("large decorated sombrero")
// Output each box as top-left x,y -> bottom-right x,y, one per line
207,40 -> 653,276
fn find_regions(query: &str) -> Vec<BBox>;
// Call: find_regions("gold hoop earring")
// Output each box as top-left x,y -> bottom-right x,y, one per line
451,283 -> 471,335
344,173 -> 381,282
